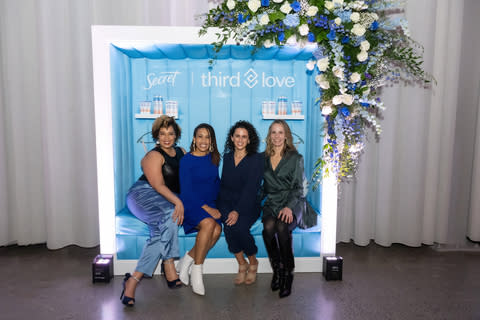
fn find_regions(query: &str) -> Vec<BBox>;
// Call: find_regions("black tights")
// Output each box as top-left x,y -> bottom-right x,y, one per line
262,215 -> 296,271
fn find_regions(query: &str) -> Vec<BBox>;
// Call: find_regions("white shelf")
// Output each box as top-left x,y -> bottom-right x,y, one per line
262,114 -> 305,120
135,113 -> 178,119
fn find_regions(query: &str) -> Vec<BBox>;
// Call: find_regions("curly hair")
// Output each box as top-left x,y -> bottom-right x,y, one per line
265,120 -> 297,157
189,123 -> 221,166
224,120 -> 260,155
151,115 -> 181,143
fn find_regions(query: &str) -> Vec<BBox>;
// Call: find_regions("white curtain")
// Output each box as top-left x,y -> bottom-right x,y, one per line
337,0 -> 480,247
1,0 -> 478,249
0,0 -> 209,249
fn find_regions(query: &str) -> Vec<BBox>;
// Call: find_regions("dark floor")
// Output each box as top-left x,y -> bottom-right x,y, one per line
1,242 -> 479,320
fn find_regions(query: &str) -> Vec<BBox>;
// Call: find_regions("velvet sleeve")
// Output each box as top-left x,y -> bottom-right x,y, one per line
233,153 -> 264,216
285,154 -> 305,211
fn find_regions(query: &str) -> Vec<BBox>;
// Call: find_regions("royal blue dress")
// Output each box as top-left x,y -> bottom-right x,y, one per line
179,153 -> 221,234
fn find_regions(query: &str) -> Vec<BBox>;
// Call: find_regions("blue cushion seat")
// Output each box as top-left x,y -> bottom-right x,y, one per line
116,207 -> 321,260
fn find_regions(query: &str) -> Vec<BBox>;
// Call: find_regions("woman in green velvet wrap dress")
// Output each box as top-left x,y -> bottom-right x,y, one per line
260,119 -> 307,299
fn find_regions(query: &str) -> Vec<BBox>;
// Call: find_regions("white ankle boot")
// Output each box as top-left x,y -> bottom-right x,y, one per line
190,264 -> 205,296
176,251 -> 194,285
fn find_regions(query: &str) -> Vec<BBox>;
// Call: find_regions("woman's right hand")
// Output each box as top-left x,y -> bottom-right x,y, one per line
202,205 -> 221,219
172,202 -> 184,226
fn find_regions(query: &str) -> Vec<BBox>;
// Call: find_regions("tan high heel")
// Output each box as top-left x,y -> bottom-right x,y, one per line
234,263 -> 249,285
245,263 -> 258,285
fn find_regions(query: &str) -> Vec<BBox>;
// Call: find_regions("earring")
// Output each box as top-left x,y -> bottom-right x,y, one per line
209,144 -> 213,152
192,140 -> 196,152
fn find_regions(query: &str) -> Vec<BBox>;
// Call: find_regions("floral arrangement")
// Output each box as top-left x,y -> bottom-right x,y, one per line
200,0 -> 433,185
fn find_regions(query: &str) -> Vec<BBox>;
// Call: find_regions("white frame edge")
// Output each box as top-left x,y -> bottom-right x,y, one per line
91,26 -> 337,274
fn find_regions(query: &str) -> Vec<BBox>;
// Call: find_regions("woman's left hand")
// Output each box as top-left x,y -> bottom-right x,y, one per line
225,210 -> 239,226
278,207 -> 293,224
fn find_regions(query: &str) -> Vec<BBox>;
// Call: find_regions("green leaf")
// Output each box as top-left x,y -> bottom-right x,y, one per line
269,11 -> 285,22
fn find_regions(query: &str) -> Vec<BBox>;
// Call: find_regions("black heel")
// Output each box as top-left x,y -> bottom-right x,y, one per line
279,270 -> 293,298
120,273 -> 137,306
271,264 -> 281,291
161,262 -> 182,289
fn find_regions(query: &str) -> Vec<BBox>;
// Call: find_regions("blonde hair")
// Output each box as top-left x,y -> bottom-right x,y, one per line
265,120 -> 296,157
151,115 -> 181,143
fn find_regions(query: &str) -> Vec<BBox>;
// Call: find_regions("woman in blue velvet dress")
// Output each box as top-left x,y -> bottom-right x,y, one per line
177,123 -> 222,296
217,121 -> 263,285
121,116 -> 185,307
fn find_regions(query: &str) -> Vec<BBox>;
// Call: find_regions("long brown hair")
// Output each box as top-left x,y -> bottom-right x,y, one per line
265,120 -> 296,157
189,123 -> 221,166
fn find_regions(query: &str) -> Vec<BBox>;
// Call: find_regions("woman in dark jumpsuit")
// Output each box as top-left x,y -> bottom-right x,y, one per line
217,121 -> 263,285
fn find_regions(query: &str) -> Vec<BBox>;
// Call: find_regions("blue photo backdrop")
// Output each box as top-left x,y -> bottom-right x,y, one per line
110,43 -> 323,259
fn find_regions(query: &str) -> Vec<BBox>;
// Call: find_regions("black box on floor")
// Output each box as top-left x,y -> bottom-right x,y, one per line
323,256 -> 343,281
92,254 -> 114,283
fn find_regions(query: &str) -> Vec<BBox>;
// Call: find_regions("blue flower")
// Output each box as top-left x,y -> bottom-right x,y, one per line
278,32 -> 285,42
371,21 -> 379,31
327,29 -> 336,41
341,36 -> 350,44
360,102 -> 370,108
283,14 -> 300,28
308,32 -> 315,42
238,13 -> 246,23
291,1 -> 301,12
341,106 -> 350,117
261,0 -> 270,6
313,46 -> 327,59
336,9 -> 352,23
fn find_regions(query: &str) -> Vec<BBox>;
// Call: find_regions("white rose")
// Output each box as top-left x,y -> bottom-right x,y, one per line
315,75 -> 330,89
333,94 -> 354,105
357,50 -> 368,62
333,0 -> 344,6
299,24 -> 309,36
325,1 -> 334,11
280,2 -> 292,14
259,14 -> 270,25
332,65 -> 344,79
350,1 -> 367,10
342,94 -> 354,105
306,6 -> 319,17
332,95 -> 343,105
286,35 -> 297,46
273,0 -> 283,2
320,81 -> 330,90
350,72 -> 361,83
317,57 -> 329,71
322,104 -> 333,116
371,13 -> 379,20
335,17 -> 342,25
306,60 -> 316,71
248,0 -> 261,13
319,79 -> 330,90
226,0 -> 236,10
264,39 -> 275,48
351,23 -> 366,36
360,40 -> 370,51
350,12 -> 360,23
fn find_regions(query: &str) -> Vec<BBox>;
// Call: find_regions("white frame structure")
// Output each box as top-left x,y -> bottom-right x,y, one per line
91,26 -> 337,274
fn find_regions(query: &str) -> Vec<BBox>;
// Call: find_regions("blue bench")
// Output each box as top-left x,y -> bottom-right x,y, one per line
115,207 -> 321,260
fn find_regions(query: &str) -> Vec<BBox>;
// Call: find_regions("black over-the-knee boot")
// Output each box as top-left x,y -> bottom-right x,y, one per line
278,232 -> 294,298
262,230 -> 281,291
